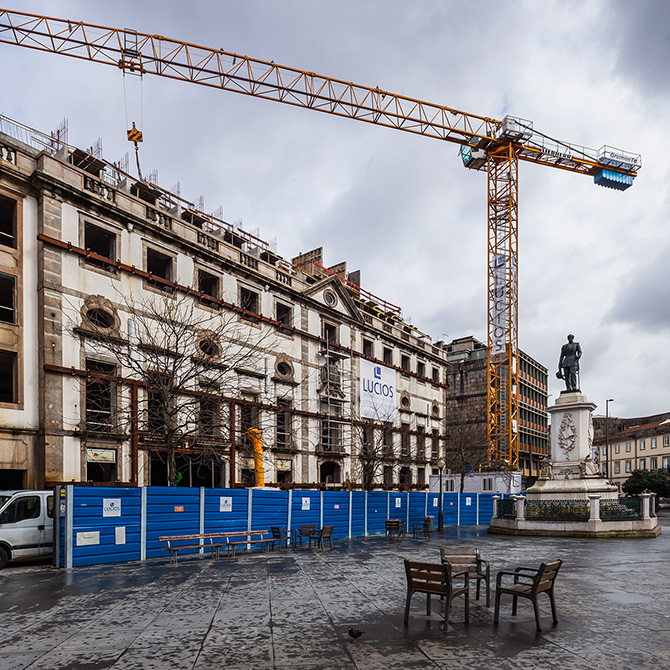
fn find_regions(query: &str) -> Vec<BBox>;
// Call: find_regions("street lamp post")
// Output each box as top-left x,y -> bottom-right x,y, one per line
437,458 -> 445,530
606,398 -> 614,482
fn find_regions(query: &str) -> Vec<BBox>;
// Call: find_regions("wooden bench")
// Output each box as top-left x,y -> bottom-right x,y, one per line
494,560 -> 562,632
159,533 -> 230,564
224,530 -> 273,557
440,547 -> 491,607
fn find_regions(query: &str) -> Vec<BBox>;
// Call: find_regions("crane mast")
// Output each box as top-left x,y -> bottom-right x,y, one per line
0,8 -> 641,470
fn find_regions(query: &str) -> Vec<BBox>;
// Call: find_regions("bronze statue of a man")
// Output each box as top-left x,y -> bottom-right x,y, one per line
557,334 -> 582,392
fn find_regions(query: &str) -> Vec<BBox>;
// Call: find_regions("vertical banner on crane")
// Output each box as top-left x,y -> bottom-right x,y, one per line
491,254 -> 516,356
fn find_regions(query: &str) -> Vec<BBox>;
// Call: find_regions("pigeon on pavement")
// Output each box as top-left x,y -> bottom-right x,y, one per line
348,627 -> 364,643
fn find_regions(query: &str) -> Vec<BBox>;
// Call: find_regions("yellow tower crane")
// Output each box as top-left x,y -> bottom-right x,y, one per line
0,9 -> 641,468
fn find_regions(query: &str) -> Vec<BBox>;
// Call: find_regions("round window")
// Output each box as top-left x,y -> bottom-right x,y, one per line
276,360 -> 293,377
198,338 -> 219,357
400,395 -> 411,409
86,307 -> 114,329
432,402 -> 440,417
323,290 -> 337,307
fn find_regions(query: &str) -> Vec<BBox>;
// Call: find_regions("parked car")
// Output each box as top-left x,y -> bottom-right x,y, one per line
0,490 -> 54,568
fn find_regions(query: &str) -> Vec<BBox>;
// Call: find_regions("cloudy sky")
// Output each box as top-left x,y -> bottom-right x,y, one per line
2,0 -> 668,420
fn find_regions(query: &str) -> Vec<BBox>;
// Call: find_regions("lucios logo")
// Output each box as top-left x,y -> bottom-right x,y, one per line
363,367 -> 394,398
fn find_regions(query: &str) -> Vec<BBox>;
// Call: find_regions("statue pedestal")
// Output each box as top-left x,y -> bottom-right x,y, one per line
489,391 -> 659,537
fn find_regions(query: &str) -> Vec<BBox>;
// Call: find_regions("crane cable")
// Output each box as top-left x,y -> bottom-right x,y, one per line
123,68 -> 144,180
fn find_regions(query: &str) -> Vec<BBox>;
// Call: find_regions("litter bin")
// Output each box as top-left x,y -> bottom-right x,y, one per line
424,515 -> 435,532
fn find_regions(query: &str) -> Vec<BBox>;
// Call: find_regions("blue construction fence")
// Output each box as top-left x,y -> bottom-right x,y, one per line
57,486 -> 507,568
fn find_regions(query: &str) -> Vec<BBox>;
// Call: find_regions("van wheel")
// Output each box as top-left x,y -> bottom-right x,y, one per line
0,547 -> 8,569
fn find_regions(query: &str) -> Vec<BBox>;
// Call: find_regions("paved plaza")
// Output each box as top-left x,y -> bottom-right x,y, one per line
1,513 -> 670,670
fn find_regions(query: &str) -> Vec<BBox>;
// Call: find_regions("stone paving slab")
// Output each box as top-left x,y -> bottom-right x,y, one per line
1,513 -> 669,669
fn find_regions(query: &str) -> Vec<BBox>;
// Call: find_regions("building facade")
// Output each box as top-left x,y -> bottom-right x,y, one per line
0,115 -> 452,490
442,336 -> 548,484
594,412 -> 670,491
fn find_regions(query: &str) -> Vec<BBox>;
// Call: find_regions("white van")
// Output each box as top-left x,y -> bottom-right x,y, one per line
0,490 -> 54,568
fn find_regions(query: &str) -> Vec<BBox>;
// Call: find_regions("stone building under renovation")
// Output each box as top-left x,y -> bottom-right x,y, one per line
0,115 -> 453,490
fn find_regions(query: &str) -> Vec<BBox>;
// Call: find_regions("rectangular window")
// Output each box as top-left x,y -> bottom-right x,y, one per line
401,423 -> 410,457
383,427 -> 394,457
665,436 -> 670,447
199,382 -> 221,438
85,359 -> 116,432
240,392 -> 259,434
431,429 -> 439,459
383,465 -> 394,486
416,426 -> 425,460
276,398 -> 292,448
650,457 -> 657,469
146,248 -> 173,290
417,361 -> 425,378
417,467 -> 425,487
383,347 -> 393,366
0,350 -> 17,403
626,442 -> 631,452
615,444 -> 620,454
614,462 -> 620,474
483,477 -> 493,492
197,269 -> 220,301
625,460 -> 631,473
651,437 -> 657,449
362,339 -> 373,358
0,274 -> 15,324
401,354 -> 411,372
240,286 -> 260,322
640,439 -> 645,450
663,457 -> 669,470
602,445 -> 607,456
639,459 -> 646,470
0,196 -> 16,249
276,302 -> 292,327
322,321 -> 338,344
147,372 -> 172,432
84,222 -> 116,270
432,367 -> 441,383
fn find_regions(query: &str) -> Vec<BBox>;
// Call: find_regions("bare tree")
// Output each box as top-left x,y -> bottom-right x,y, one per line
73,289 -> 280,485
444,416 -> 488,493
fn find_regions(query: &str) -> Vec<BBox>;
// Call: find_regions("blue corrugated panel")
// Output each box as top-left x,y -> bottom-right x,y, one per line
388,492 -> 406,522
478,494 -> 495,524
459,493 -> 478,525
408,492 -> 427,529
350,492 -> 366,537
250,489 -> 289,531
146,487 -> 201,559
204,488 -> 248,534
594,169 -> 634,191
289,490 -> 321,530
71,487 -> 142,567
443,492 -> 459,525
366,492 -> 388,536
322,491 -> 349,539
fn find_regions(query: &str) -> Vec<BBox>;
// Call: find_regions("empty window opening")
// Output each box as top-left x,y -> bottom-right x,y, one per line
432,367 -> 441,383
198,269 -> 219,300
197,337 -> 219,358
0,274 -> 15,324
323,321 -> 338,344
362,339 -> 373,357
276,398 -> 293,449
84,222 -> 116,269
0,196 -> 16,249
0,351 -> 17,403
85,359 -> 116,432
86,307 -> 115,330
199,384 -> 221,438
401,354 -> 411,372
146,248 -> 173,289
276,302 -> 292,327
417,361 -> 426,378
383,347 -> 393,366
240,287 -> 260,321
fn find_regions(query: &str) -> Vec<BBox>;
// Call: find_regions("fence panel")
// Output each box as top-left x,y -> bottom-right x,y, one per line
407,492 -> 427,530
70,487 -> 141,567
322,491 -> 350,539
366,492 -> 388,536
145,487 -> 201,559
351,492 -> 366,538
289,490 -> 322,530
204,488 -> 249,533
478,493 -> 496,524
443,492 -> 459,526
250,489 -> 289,530
459,493 -> 478,525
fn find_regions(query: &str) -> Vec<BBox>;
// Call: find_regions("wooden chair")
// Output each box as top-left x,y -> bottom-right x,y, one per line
270,526 -> 289,550
403,559 -> 469,631
295,524 -> 317,547
386,519 -> 405,539
494,560 -> 562,632
440,547 -> 491,607
308,525 -> 334,550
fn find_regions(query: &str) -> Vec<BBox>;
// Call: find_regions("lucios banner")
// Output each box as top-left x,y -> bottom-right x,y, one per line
360,359 -> 396,421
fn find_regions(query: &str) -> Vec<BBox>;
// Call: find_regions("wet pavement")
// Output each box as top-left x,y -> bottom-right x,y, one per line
1,514 -> 670,670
